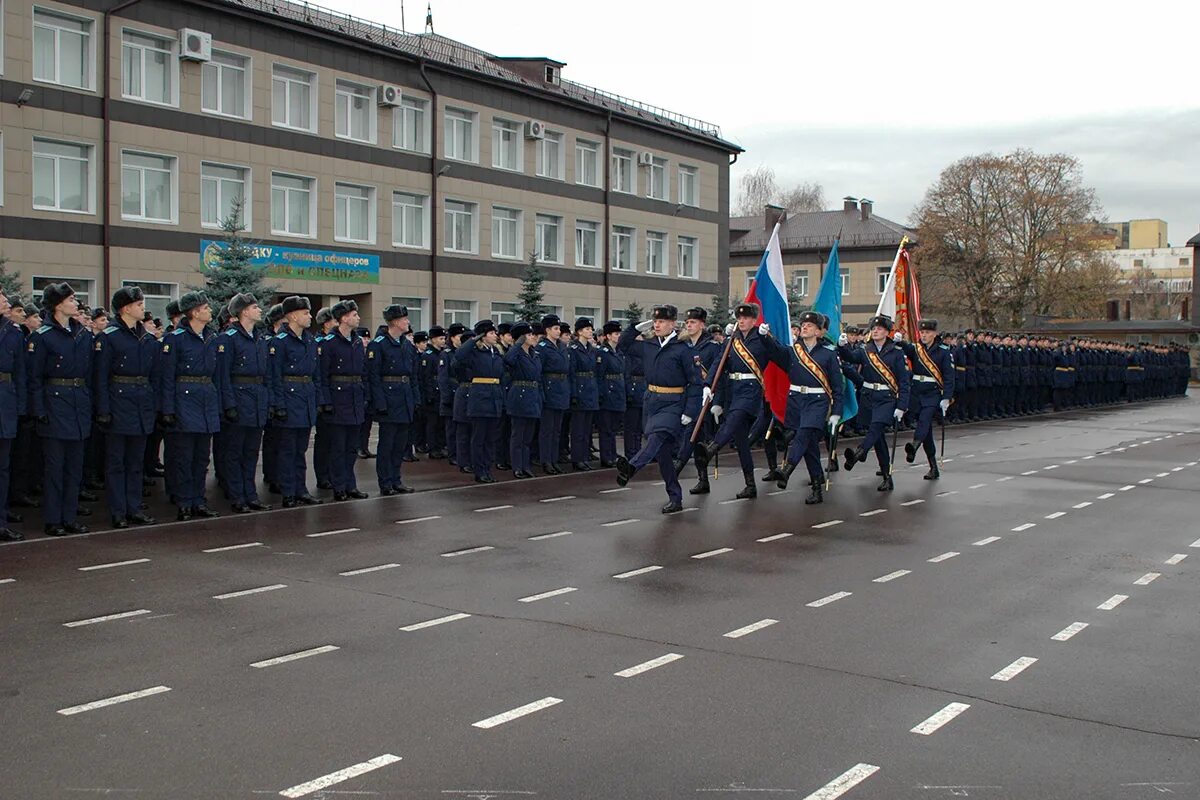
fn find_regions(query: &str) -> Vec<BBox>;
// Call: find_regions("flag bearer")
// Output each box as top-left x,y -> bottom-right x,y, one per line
837,314 -> 910,491
896,319 -> 954,479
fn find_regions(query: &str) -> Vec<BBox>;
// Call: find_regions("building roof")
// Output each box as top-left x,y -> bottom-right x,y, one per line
1187,231 -> 1200,246
730,208 -> 915,254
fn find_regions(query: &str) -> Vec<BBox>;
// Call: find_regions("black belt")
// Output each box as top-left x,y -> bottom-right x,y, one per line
382,375 -> 410,383
331,375 -> 363,383
630,376 -> 646,382
283,375 -> 312,383
544,372 -> 566,379
0,372 -> 11,382
111,375 -> 150,385
575,372 -> 594,378
604,373 -> 623,380
513,380 -> 538,388
176,376 -> 212,384
232,376 -> 264,384
47,378 -> 86,387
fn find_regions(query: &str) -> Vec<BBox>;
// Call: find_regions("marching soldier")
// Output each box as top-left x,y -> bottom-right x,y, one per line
0,289 -> 27,540
676,307 -> 721,494
269,296 -> 324,508
596,320 -> 626,468
321,300 -> 369,501
367,304 -> 420,495
838,314 -> 910,491
503,321 -> 543,479
622,318 -> 647,459
217,293 -> 271,513
537,314 -> 571,474
455,319 -> 505,483
568,317 -> 600,471
896,320 -> 955,479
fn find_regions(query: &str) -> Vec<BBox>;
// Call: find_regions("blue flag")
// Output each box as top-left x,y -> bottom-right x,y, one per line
812,240 -> 858,424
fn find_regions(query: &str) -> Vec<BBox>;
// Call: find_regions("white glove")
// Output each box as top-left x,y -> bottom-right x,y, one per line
893,332 -> 903,342
759,323 -> 770,336
724,323 -> 735,336
681,415 -> 693,427
828,414 -> 840,431
712,405 -> 724,421
939,399 -> 951,413
838,333 -> 848,346
893,408 -> 905,421
635,319 -> 653,334
702,386 -> 713,406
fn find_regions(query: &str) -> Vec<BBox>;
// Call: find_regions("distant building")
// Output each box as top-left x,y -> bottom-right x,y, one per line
1099,219 -> 1168,249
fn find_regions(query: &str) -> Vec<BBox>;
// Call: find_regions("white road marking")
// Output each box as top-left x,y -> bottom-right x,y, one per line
614,653 -> 684,678
984,450 -> 998,454
935,491 -> 958,497
1064,460 -> 1078,464
1129,444 -> 1139,448
601,519 -> 639,527
1172,467 -> 1185,472
991,656 -> 1038,681
873,569 -> 911,583
1098,594 -> 1128,610
527,530 -> 573,541
441,546 -> 495,558
517,587 -> 576,603
692,548 -> 733,559
969,483 -> 987,489
942,458 -> 954,463
911,702 -> 971,735
1082,455 -> 1096,460
1045,512 -> 1066,519
1119,485 -> 1136,491
475,505 -> 514,513
279,754 -> 402,798
1097,493 -> 1115,499
1165,554 -> 1188,565
307,528 -> 360,538
927,552 -> 960,563
1021,470 -> 1038,476
251,645 -> 339,669
757,533 -> 794,542
613,565 -> 663,579
963,454 -> 976,458
1190,538 -> 1200,548
339,563 -> 400,576
1043,465 -> 1060,470
78,559 -> 150,572
807,591 -> 852,608
812,520 -> 843,529
1072,502 -> 1092,509
719,498 -> 747,505
767,490 -> 789,496
801,763 -> 880,800
214,584 -> 287,600
973,536 -> 1002,546
202,542 -> 263,553
1114,447 -> 1127,452
1012,523 -> 1036,532
1134,572 -> 1161,586
395,515 -> 441,525
859,509 -> 886,517
57,685 -> 171,716
723,619 -> 778,638
599,487 -> 630,494
540,495 -> 576,503
472,697 -> 562,729
1156,472 -> 1170,478
400,613 -> 471,632
996,476 -> 1014,482
1051,622 -> 1089,641
901,499 -> 925,506
1137,479 -> 1153,484
0,578 -> 14,585
63,609 -> 152,628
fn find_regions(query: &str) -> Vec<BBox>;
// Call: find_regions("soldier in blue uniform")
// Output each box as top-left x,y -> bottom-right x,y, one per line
596,320 -> 626,468
503,321 -> 543,479
1052,340 -> 1074,411
10,304 -> 43,512
367,304 -> 420,495
451,330 -> 475,472
420,325 -> 446,458
437,322 -> 466,467
321,300 -> 369,501
269,296 -> 324,508
456,319 -> 506,483
675,307 -> 722,494
217,293 -> 271,514
568,317 -> 600,471
311,307 -> 337,490
837,314 -> 911,491
81,305 -> 110,494
537,314 -> 571,474
897,320 -> 955,479
622,317 -> 647,459
0,289 -> 28,540
614,305 -> 703,514
410,330 -> 430,455
93,286 -> 158,528
262,303 -> 287,494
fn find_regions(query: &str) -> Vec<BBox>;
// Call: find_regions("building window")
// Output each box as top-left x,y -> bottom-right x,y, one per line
876,266 -> 891,294
677,236 -> 698,279
1133,258 -> 1144,268
445,108 -> 476,162
443,299 -> 475,327
335,80 -> 375,143
647,156 -> 667,200
536,131 -> 564,179
122,280 -> 176,321
201,162 -> 248,230
573,306 -> 599,322
444,200 -> 476,253
575,220 -> 600,268
792,269 -> 809,297
679,165 -> 699,207
745,272 -> 756,295
271,172 -> 314,237
121,30 -> 174,105
576,139 -> 600,187
271,65 -> 316,132
840,268 -> 850,296
33,138 -> 93,213
1180,257 -> 1191,267
536,214 -> 563,264
391,191 -> 428,249
201,50 -> 249,118
33,9 -> 93,90
33,276 -> 92,308
611,148 -> 634,194
491,206 -> 521,259
335,183 -> 375,244
394,97 -> 428,153
391,297 -> 424,331
491,302 -> 518,325
646,231 -> 667,275
492,118 -> 521,172
611,225 -> 635,271
120,151 -> 175,223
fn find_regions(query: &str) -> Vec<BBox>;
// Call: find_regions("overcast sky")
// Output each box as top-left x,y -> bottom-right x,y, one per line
330,0 -> 1200,244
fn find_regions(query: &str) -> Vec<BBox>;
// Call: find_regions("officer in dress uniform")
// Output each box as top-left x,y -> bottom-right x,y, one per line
614,305 -> 703,514
503,321 -> 543,479
568,317 -> 600,471
451,330 -> 475,472
420,326 -> 446,458
493,322 -> 514,472
896,320 -> 955,479
410,330 -> 430,455
269,296 -> 324,508
217,293 -> 271,514
0,289 -> 28,541
675,307 -> 722,494
437,323 -> 466,467
261,303 -> 287,494
622,318 -> 647,459
82,305 -> 110,494
596,320 -> 626,468
311,307 -> 337,490
367,304 -> 420,495
455,319 -> 506,483
537,314 -> 571,474
321,300 -> 369,501
93,286 -> 158,528
837,314 -> 911,491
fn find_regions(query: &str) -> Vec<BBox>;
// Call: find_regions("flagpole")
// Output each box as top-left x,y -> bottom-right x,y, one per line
875,235 -> 910,318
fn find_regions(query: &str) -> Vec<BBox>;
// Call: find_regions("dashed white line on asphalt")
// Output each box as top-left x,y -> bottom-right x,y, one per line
517,587 -> 577,603
1190,538 -> 1200,548
279,754 -> 402,798
528,530 -> 573,541
1012,523 -> 1036,532
307,528 -> 360,538
767,490 -> 789,496
339,564 -> 400,576
801,763 -> 880,800
984,450 -> 998,454
723,619 -> 778,638
1166,554 -> 1188,565
935,491 -> 958,497
991,656 -> 1038,681
1119,485 -> 1137,491
807,591 -> 852,608
1172,467 -> 1185,472
1114,447 -> 1127,452
1051,622 -> 1089,641
873,570 -> 911,583
719,498 -> 747,505
78,559 -> 151,572
251,645 -> 339,669
601,519 -> 639,527
996,476 -> 1014,482
1021,470 -> 1039,476
1134,572 -> 1161,586
860,509 -> 886,517
540,495 -> 575,503
973,536 -> 1002,546
1064,460 -> 1078,464
692,548 -> 733,559
901,499 -> 925,506
1137,479 -> 1153,485
969,483 -> 987,490
1189,461 -> 1199,467
757,533 -> 794,542
1043,465 -> 1060,471
911,702 -> 971,735
928,552 -> 960,563
963,454 -> 976,458
472,697 -> 562,729
942,458 -> 955,463
614,653 -> 684,678
1155,472 -> 1170,478
1045,512 -> 1066,520
1082,455 -> 1096,460
0,578 -> 14,585
812,520 -> 843,529
400,613 -> 471,632
214,584 -> 287,600
1073,502 -> 1092,509
475,505 -> 514,513
202,542 -> 263,553
599,487 -> 630,494
441,546 -> 495,558
1098,594 -> 1129,611
57,686 -> 171,716
1129,444 -> 1139,448
613,565 -> 662,579
63,609 -> 152,628
395,515 -> 441,525
1097,493 -> 1115,499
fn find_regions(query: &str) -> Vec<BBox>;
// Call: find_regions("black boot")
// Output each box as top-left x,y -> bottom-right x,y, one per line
805,483 -> 824,505
827,458 -> 839,473
615,456 -> 635,487
924,460 -> 940,480
761,468 -> 781,482
877,474 -> 894,491
904,441 -> 919,464
843,447 -> 863,471
735,474 -> 757,500
776,462 -> 797,490
661,500 -> 683,514
693,441 -> 713,468
689,477 -> 710,495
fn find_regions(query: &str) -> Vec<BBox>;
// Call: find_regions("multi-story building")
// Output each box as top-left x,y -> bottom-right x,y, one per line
1099,218 -> 1168,250
0,0 -> 740,326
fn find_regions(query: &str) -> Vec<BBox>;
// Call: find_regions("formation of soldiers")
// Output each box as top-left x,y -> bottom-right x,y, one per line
0,282 -> 1191,540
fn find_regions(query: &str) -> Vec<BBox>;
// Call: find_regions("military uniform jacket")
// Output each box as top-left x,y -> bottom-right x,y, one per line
1126,350 -> 1145,383
217,325 -> 270,428
624,339 -> 646,408
503,344 -> 543,419
1052,349 -> 1074,389
768,337 -> 844,431
898,340 -> 955,406
536,338 -> 571,411
94,319 -> 157,436
454,338 -> 505,418
617,326 -> 702,436
597,343 -> 626,412
568,340 -> 601,411
418,347 -> 441,409
29,317 -> 93,440
160,325 -> 221,434
0,318 -> 28,439
451,347 -> 472,424
712,329 -> 773,415
368,333 -> 421,424
974,344 -> 992,388
269,328 -> 321,428
436,347 -> 458,416
838,339 -> 912,412
321,331 -> 367,426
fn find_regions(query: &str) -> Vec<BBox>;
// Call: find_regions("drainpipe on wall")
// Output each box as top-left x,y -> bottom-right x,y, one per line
419,61 -> 439,320
602,110 -> 612,317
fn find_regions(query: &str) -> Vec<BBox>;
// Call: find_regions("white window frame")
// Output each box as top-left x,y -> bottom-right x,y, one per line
444,199 -> 477,254
32,137 -> 95,214
334,182 -> 376,244
443,299 -> 475,327
535,214 -> 563,265
123,279 -> 177,322
33,276 -> 93,308
611,225 -> 635,272
32,7 -> 95,91
391,297 -> 425,331
491,117 -> 522,172
677,235 -> 698,279
201,49 -> 251,119
391,191 -> 429,249
645,231 -> 667,275
575,220 -> 600,269
335,79 -> 376,144
270,172 -> 316,238
535,131 -> 564,180
647,156 -> 668,200
679,164 -> 699,207
491,206 -> 522,260
876,266 -> 891,295
200,161 -> 250,231
444,107 -> 477,163
120,150 -> 177,224
491,302 -> 518,325
792,269 -> 809,298
573,306 -> 599,322
121,28 -> 177,107
611,148 -> 635,194
576,139 -> 600,188
393,97 -> 430,154
840,268 -> 850,297
271,64 -> 317,133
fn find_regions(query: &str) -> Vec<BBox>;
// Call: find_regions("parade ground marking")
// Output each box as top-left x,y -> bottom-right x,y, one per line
723,619 -> 778,639
1134,572 -> 1161,586
911,703 -> 971,735
441,546 -> 495,558
1156,472 -> 1171,478
1012,523 -> 1036,532
873,570 -> 911,583
1137,479 -> 1153,485
1190,538 -> 1200,549
475,505 -> 514,513
1043,465 -> 1060,470
807,591 -> 852,608
801,763 -> 880,800
279,754 -> 402,798
1098,594 -> 1129,611
203,542 -> 264,553
517,587 -> 576,603
1119,485 -> 1136,491
614,653 -> 684,678
996,476 -> 1014,482
692,548 -> 733,559
214,584 -> 287,600
251,645 -> 339,669
1064,459 -> 1078,464
1052,622 -> 1089,642
528,530 -> 573,541
968,484 -> 987,490
991,656 -> 1038,681
812,520 -> 843,529
339,564 -> 400,576
601,519 -> 639,527
307,528 -> 360,538
973,536 -> 1002,546
400,613 -> 471,632
1165,554 -> 1188,565
935,491 -> 958,497
0,578 -> 14,585
1045,512 -> 1066,519
396,516 -> 441,525
1073,502 -> 1092,509
63,609 -> 151,628
78,559 -> 151,572
540,495 -> 575,503
860,509 -> 886,517
1097,493 -> 1115,500
901,499 -> 925,506
928,552 -> 959,563
613,565 -> 662,579
1021,470 -> 1039,476
58,686 -> 171,716
472,697 -> 562,729
599,487 -> 630,494
757,533 -> 793,542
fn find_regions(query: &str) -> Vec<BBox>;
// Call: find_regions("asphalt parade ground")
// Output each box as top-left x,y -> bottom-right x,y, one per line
2,397 -> 1199,799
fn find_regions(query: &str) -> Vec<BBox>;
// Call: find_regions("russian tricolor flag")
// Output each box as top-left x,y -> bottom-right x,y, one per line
744,222 -> 791,422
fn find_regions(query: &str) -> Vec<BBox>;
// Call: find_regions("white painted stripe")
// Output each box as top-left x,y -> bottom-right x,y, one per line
928,552 -> 959,563
991,656 -> 1038,681
202,542 -> 263,553
307,528 -> 360,538
942,458 -> 954,463
901,499 -> 925,506
64,609 -> 152,628
969,483 -> 987,490
807,591 -> 852,608
801,763 -> 880,800
757,533 -> 794,542
540,495 -> 576,503
996,476 -> 1014,482
859,509 -> 886,517
1156,472 -> 1170,478
400,613 -> 471,632
614,653 -> 684,678
395,515 -> 440,525
1119,485 -> 1136,491
441,546 -> 495,558
251,645 -> 339,669
78,559 -> 151,572
935,491 -> 958,497
339,563 -> 400,576
812,520 -> 843,529
963,454 -> 976,458
692,547 -> 733,559
1052,622 -> 1089,641
1190,538 -> 1200,548
911,702 -> 971,735
1189,461 -> 1199,467
613,565 -> 662,579
1098,594 -> 1128,611
1097,492 -> 1115,499
723,619 -> 778,638
1172,467 -> 1185,472
517,586 -> 577,603
1166,553 -> 1188,565
767,490 -> 789,496
279,754 -> 402,798
57,685 -> 171,716
719,498 -> 747,505
472,697 -> 562,729
474,505 -> 513,513
0,578 -> 14,585
1114,447 -> 1127,452
973,536 -> 1002,546
528,530 -> 573,541
873,569 -> 911,583
1043,465 -> 1060,471
1064,460 -> 1078,464
1137,479 -> 1153,485
1129,443 -> 1139,448
1021,470 -> 1038,476
1045,511 -> 1066,519
599,487 -> 630,494
984,450 -> 997,454
1134,572 -> 1161,586
1082,455 -> 1096,460
1011,523 -> 1036,532
214,584 -> 287,600
1073,502 -> 1092,509
601,519 -> 639,527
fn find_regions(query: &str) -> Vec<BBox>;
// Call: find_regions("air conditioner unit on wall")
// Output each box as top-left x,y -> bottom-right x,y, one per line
378,84 -> 402,107
637,151 -> 654,166
524,120 -> 546,139
178,29 -> 212,62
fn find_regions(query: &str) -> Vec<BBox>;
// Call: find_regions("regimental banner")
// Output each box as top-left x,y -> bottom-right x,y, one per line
200,240 -> 380,284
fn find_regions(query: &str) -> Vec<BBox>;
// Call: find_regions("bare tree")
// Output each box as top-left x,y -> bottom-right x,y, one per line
734,166 -> 825,216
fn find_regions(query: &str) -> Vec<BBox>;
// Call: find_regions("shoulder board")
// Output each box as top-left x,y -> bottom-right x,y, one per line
822,343 -> 835,351
103,325 -> 118,334
36,325 -> 51,334
939,344 -> 949,350
275,332 -> 288,339
373,335 -> 385,343
569,343 -> 579,349
171,328 -> 185,336
225,328 -> 237,336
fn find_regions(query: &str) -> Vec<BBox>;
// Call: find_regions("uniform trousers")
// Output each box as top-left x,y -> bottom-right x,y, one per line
168,431 -> 211,509
277,427 -> 311,499
223,424 -> 264,505
0,437 -> 11,523
358,418 -> 373,454
262,424 -> 280,484
509,417 -> 537,474
313,418 -> 332,486
328,423 -> 361,492
495,415 -> 510,465
455,420 -> 473,469
41,437 -> 84,525
622,405 -> 643,458
859,393 -> 895,474
786,426 -> 825,483
597,410 -> 622,463
469,417 -> 498,479
630,428 -> 683,504
212,427 -> 227,491
411,407 -> 427,451
442,415 -> 457,464
424,406 -> 444,453
538,409 -> 564,466
912,403 -> 940,461
569,409 -> 595,463
376,421 -> 410,491
710,408 -> 757,476
105,432 -> 147,519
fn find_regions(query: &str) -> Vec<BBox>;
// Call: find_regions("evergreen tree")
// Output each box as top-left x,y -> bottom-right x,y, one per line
0,254 -> 24,300
622,300 -> 644,324
193,198 -> 280,306
514,251 -> 548,322
709,294 -> 733,328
